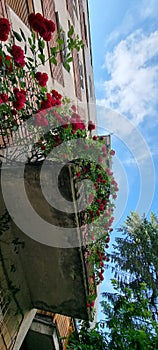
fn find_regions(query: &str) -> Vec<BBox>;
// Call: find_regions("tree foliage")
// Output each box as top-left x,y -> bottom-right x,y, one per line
66,321 -> 107,350
109,211 -> 158,319
101,280 -> 158,349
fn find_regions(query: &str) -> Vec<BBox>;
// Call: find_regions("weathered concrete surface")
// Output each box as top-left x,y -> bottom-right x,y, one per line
0,161 -> 89,321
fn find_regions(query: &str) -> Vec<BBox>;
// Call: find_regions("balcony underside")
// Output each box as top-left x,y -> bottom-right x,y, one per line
0,161 -> 89,320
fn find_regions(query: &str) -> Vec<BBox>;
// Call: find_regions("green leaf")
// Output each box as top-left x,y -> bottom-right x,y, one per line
20,28 -> 26,42
13,30 -> 22,42
63,61 -> 70,72
38,53 -> 45,65
28,37 -> 32,46
50,56 -> 57,65
40,87 -> 47,93
26,56 -> 34,62
68,26 -> 74,38
38,38 -> 45,54
50,46 -> 57,56
66,56 -> 73,63
24,44 -> 27,54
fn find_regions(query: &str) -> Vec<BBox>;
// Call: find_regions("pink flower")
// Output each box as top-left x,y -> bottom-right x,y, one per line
88,193 -> 94,203
98,156 -> 103,163
34,115 -> 49,127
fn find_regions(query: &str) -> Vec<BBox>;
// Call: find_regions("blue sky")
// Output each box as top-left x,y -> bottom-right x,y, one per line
88,0 -> 158,313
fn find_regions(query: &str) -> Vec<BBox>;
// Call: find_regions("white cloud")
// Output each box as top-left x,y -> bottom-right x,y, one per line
140,0 -> 158,20
100,30 -> 158,125
105,0 -> 158,47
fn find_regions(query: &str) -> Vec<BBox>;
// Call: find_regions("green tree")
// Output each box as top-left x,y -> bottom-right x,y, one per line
66,321 -> 107,350
109,211 -> 158,320
101,280 -> 158,350
66,281 -> 158,350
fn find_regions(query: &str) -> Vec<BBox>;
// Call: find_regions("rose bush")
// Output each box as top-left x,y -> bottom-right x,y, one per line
0,12 -> 118,315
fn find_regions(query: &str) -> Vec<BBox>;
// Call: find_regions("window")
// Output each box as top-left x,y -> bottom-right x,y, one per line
66,0 -> 74,24
79,60 -> 84,89
6,0 -> 34,26
89,76 -> 93,98
60,30 -> 68,64
73,0 -> 78,18
0,0 -> 8,17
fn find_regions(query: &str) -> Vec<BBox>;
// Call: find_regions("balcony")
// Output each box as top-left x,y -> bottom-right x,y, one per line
0,159 -> 90,324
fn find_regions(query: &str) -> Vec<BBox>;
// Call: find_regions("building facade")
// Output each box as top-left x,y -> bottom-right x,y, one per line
0,0 -> 96,124
0,1 -> 97,349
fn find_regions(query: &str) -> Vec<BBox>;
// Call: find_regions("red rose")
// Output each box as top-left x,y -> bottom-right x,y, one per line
76,172 -> 81,177
13,100 -> 25,110
110,149 -> 115,156
79,121 -> 86,130
28,13 -> 55,42
51,89 -> 62,100
88,120 -> 95,131
11,44 -> 25,67
0,93 -> 8,103
13,88 -> 26,110
91,301 -> 95,307
45,19 -> 55,32
99,204 -> 104,211
105,236 -> 110,243
40,99 -> 52,111
35,72 -> 48,86
93,135 -> 97,140
54,135 -> 61,145
98,272 -> 104,281
0,18 -> 11,41
28,13 -> 45,32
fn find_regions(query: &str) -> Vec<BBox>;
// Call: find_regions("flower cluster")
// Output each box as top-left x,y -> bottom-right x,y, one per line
0,18 -> 10,41
35,72 -> 48,87
28,12 -> 55,41
0,13 -> 83,137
